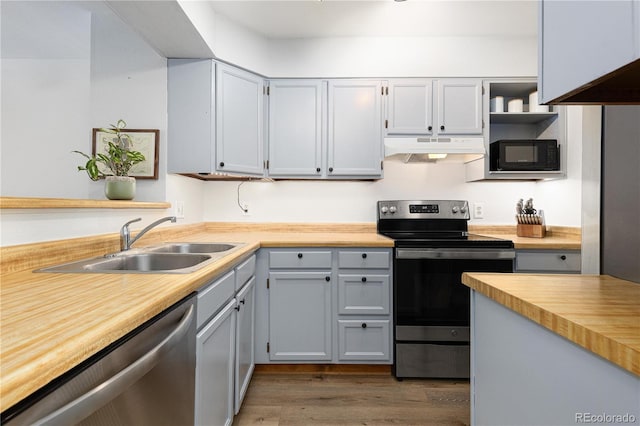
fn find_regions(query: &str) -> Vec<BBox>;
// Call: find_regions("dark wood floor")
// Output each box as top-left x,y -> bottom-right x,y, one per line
233,366 -> 470,426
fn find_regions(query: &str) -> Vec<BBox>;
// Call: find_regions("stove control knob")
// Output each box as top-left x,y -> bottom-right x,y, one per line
460,205 -> 467,214
452,206 -> 459,213
389,206 -> 397,214
381,206 -> 389,214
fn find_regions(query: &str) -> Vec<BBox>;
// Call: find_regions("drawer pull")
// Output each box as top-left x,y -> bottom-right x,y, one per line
361,277 -> 367,283
560,255 -> 567,261
325,276 -> 331,282
362,253 -> 367,259
361,323 -> 367,329
297,253 -> 303,259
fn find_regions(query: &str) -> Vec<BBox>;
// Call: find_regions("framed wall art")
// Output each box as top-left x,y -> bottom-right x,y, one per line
92,128 -> 160,179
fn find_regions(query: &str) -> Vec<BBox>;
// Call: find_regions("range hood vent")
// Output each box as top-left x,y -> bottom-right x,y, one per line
547,58 -> 640,105
384,137 -> 485,163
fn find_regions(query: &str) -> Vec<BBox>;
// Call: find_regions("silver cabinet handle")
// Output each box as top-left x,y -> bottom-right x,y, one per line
33,304 -> 194,426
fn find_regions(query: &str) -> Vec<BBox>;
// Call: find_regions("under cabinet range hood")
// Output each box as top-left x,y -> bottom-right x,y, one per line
384,137 -> 486,163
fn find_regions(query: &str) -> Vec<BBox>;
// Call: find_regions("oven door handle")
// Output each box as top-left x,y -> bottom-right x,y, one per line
396,248 -> 516,260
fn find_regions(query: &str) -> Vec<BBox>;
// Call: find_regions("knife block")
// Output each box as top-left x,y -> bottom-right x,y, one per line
517,224 -> 546,238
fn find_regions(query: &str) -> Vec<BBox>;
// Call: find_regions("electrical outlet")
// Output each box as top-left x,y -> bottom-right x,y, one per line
473,202 -> 484,219
242,203 -> 250,216
174,201 -> 185,219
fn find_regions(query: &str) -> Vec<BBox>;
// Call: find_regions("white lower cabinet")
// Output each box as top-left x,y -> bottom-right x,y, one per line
194,255 -> 257,425
234,276 -> 256,414
338,320 -> 391,361
268,271 -> 333,361
516,249 -> 581,273
256,248 -> 393,365
195,298 -> 236,426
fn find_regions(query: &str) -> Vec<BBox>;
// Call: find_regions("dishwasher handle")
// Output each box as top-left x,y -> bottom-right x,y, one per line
33,304 -> 195,426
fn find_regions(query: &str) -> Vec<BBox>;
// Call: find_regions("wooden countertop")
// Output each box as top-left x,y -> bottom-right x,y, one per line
0,222 -> 580,411
469,225 -> 581,250
462,273 -> 640,377
0,226 -> 393,411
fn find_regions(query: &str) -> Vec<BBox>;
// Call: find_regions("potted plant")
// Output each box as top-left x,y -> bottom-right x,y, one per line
74,119 -> 145,200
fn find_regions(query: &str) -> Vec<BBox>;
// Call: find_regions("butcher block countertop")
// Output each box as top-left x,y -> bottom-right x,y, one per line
0,222 -> 580,411
462,273 -> 640,377
0,223 -> 393,411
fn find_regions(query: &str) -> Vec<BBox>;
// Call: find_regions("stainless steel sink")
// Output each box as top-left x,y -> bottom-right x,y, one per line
146,242 -> 238,254
37,253 -> 213,274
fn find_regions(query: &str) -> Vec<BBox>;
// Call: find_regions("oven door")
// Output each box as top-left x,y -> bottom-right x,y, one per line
393,248 -> 514,378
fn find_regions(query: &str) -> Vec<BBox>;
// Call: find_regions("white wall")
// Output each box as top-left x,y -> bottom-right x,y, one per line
201,145 -> 584,227
0,1 -> 583,247
1,1 -> 93,198
535,106 -> 584,226
1,1 -> 168,202
266,36 -> 537,78
0,1 -> 201,246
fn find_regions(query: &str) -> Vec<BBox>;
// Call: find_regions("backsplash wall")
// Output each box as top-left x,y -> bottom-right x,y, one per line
201,159 -> 580,226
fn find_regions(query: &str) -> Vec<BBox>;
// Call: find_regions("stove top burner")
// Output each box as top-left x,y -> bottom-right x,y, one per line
377,200 -> 514,249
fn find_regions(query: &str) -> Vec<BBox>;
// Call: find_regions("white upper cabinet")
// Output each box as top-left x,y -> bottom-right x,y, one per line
168,59 -> 265,176
216,64 -> 265,176
267,80 -> 324,177
387,79 -> 433,135
436,79 -> 483,135
539,0 -> 640,103
167,59 -> 215,174
327,80 -> 385,177
386,78 -> 482,137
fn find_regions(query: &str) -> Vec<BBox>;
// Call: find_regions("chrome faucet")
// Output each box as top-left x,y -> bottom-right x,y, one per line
120,216 -> 177,251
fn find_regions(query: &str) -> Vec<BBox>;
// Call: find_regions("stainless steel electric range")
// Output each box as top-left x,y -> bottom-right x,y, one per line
377,200 -> 515,379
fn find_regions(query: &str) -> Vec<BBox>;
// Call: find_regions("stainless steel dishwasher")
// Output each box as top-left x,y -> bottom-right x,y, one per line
1,294 -> 196,426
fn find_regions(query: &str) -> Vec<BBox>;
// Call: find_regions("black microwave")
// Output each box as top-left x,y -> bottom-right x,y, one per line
489,139 -> 560,171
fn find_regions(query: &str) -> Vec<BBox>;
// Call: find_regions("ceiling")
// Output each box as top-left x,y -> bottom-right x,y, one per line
206,0 -> 538,39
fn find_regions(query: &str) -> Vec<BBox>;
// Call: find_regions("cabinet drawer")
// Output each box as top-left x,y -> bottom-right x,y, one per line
197,270 -> 236,329
338,250 -> 390,269
338,320 -> 391,361
269,250 -> 332,269
516,250 -> 581,272
235,255 -> 256,291
338,274 -> 390,315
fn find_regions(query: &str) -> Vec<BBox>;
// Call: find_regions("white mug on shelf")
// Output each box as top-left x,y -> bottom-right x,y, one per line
490,96 -> 504,112
507,98 -> 523,112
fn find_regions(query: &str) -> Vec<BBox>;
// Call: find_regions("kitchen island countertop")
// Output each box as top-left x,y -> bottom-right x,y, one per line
461,272 -> 640,377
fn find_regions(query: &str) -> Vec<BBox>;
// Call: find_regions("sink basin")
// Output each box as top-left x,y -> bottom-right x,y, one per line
147,242 -> 238,254
84,253 -> 212,272
37,253 -> 213,274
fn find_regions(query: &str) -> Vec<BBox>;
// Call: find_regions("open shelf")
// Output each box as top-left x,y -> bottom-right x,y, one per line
490,112 -> 558,124
0,197 -> 171,210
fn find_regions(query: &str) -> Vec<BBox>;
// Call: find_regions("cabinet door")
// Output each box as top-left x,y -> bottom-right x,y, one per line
387,79 -> 433,135
539,0 -> 637,103
268,80 -> 324,177
338,320 -> 391,361
167,59 -> 215,173
234,277 -> 256,414
338,274 -> 390,315
216,64 -> 265,176
516,250 -> 581,273
268,271 -> 332,361
327,80 -> 384,177
436,79 -> 482,135
195,299 -> 236,426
